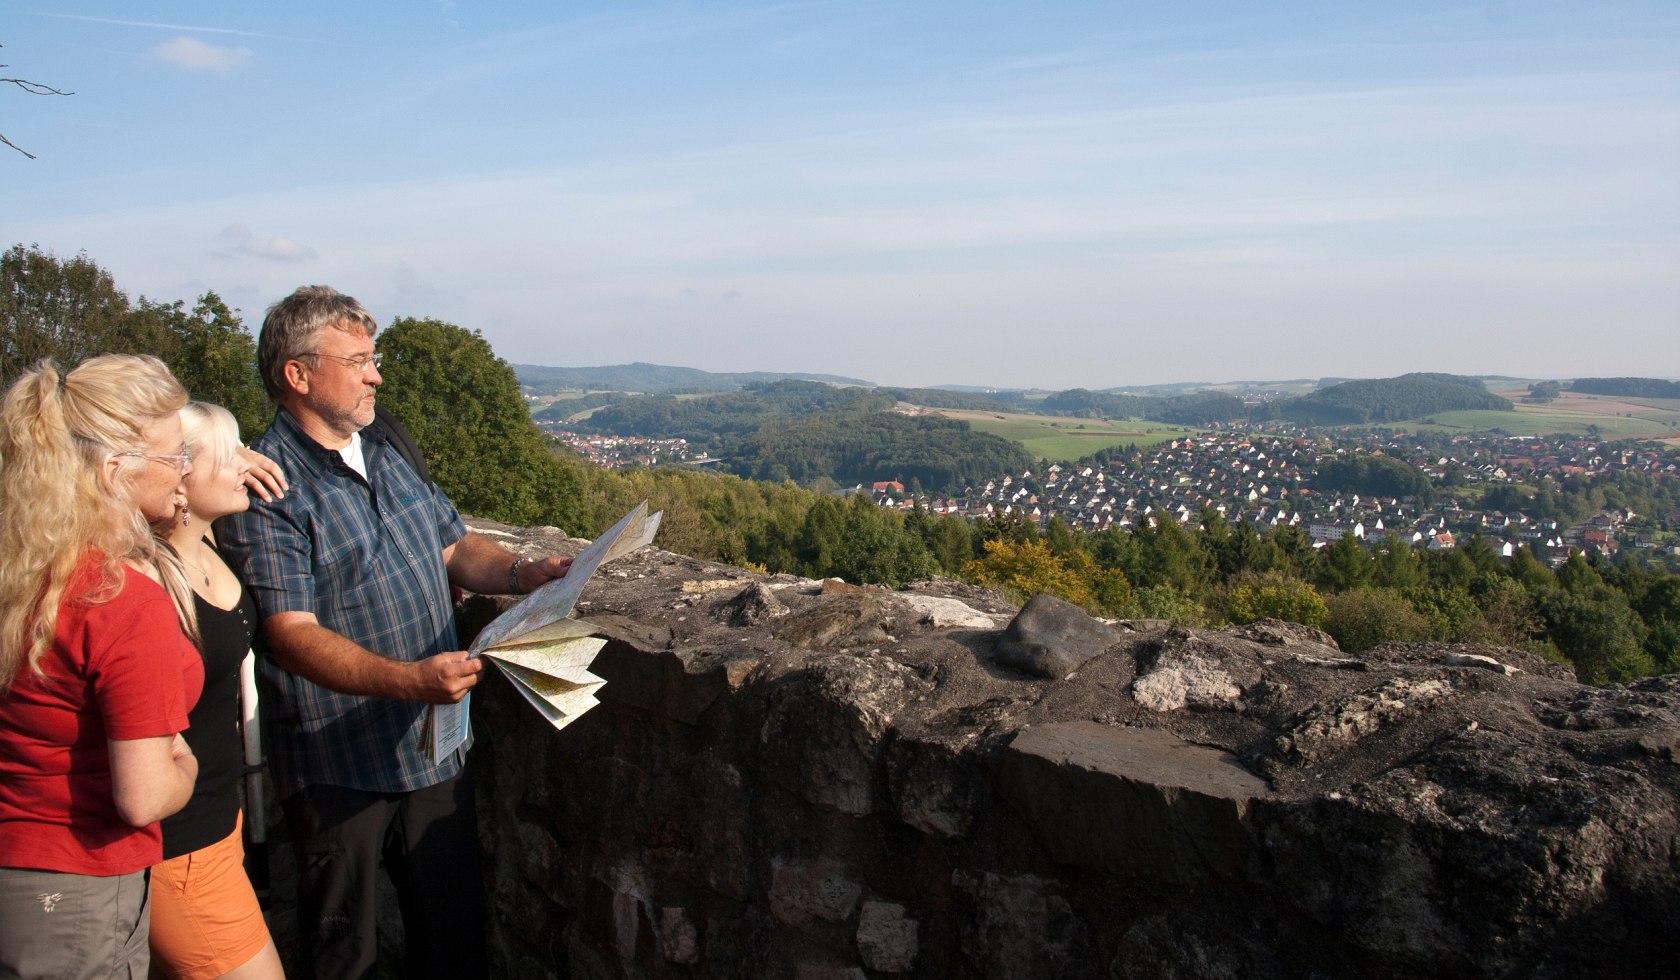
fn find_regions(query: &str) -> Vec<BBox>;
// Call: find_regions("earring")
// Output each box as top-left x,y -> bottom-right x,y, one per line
181,504 -> 191,527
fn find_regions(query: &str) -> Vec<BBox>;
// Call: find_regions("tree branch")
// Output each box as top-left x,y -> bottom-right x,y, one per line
2,55 -> 74,158
0,131 -> 37,160
4,77 -> 73,97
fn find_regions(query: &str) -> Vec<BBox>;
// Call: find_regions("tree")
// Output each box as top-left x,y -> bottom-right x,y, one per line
1314,533 -> 1372,593
2,244 -> 129,384
375,316 -> 591,533
1132,511 -> 1213,597
131,292 -> 268,437
1,247 -> 267,433
1537,587 -> 1651,683
963,537 -> 1133,616
828,493 -> 935,586
1371,532 -> 1425,590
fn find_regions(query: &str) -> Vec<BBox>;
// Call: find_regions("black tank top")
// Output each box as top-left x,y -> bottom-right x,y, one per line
160,575 -> 257,859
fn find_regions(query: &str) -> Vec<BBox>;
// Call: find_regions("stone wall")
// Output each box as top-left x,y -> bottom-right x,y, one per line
461,520 -> 1680,979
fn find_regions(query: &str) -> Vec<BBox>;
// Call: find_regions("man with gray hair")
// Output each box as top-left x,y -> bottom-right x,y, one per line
219,285 -> 571,980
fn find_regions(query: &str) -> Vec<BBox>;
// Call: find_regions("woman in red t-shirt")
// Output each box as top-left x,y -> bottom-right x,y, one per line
0,354 -> 205,979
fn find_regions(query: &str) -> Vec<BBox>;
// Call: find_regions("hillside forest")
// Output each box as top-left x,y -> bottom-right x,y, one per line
5,243 -> 1678,685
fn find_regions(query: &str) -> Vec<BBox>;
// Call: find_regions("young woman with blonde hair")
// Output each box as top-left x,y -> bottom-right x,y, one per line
149,401 -> 284,980
0,354 -> 204,979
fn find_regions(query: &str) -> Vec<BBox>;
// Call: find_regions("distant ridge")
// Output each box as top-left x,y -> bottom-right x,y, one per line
1256,372 -> 1514,425
1571,377 -> 1680,399
513,362 -> 873,394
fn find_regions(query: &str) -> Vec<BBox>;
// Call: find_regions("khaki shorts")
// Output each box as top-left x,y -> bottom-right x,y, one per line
0,864 -> 149,979
148,812 -> 272,980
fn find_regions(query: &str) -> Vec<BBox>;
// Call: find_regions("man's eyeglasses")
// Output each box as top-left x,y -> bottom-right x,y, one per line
116,448 -> 194,474
305,351 -> 384,373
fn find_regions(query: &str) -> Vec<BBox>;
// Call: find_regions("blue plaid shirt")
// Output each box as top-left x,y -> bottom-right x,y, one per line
217,409 -> 469,796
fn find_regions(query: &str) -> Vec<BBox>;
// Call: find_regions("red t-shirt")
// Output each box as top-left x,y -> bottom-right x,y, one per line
0,561 -> 203,875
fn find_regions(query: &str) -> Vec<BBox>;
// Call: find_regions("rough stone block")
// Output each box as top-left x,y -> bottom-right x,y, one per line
770,859 -> 863,925
591,635 -> 730,724
856,900 -> 919,973
658,907 -> 699,964
992,722 -> 1268,882
994,593 -> 1120,678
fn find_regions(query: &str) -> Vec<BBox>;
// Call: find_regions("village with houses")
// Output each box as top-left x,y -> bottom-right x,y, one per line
538,403 -> 1680,570
847,430 -> 1680,569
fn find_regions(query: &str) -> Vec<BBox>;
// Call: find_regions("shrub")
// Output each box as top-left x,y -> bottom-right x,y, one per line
1324,588 -> 1431,653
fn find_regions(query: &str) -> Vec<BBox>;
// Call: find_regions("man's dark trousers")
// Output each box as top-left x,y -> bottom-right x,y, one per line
281,765 -> 488,980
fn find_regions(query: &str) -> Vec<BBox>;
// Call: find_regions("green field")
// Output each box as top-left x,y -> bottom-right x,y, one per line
937,409 -> 1201,462
1401,400 -> 1680,439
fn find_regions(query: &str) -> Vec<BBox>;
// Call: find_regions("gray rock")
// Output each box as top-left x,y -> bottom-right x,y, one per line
721,580 -> 789,627
993,722 -> 1267,883
769,859 -> 862,925
658,907 -> 699,964
994,593 -> 1120,678
855,901 -> 918,973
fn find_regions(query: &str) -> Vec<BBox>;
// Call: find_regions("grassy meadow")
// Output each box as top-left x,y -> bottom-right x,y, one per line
1404,390 -> 1680,441
933,409 -> 1200,462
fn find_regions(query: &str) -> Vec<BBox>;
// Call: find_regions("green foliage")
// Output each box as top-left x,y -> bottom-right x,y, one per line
1324,588 -> 1433,653
963,537 -> 1134,617
1402,584 -> 1484,642
1037,388 -> 1245,425
1314,454 -> 1431,498
1130,512 -> 1213,596
789,494 -> 936,586
1372,533 -> 1426,590
573,380 -> 1030,493
1535,586 -> 1652,683
1132,585 -> 1207,626
375,316 -> 590,533
1314,534 -> 1373,593
1225,571 -> 1328,628
732,412 -> 1031,490
132,293 -> 268,437
2,243 -> 129,383
2,245 -> 267,436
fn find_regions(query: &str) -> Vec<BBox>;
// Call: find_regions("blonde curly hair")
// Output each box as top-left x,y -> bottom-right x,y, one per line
0,354 -> 191,691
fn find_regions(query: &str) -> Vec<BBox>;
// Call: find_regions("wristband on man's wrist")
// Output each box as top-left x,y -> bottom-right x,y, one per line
508,555 -> 533,593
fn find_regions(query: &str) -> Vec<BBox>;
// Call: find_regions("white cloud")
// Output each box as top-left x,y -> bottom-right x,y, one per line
218,225 -> 317,262
154,36 -> 251,72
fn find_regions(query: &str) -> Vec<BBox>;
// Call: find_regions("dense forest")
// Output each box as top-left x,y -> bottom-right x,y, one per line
567,380 -> 1029,492
1038,388 -> 1248,425
730,412 -> 1033,489
1570,377 -> 1680,399
7,243 -> 1678,688
1254,373 -> 1514,424
1314,454 -> 1433,498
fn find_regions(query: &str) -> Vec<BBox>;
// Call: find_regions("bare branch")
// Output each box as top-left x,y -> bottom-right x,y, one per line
2,47 -> 75,158
0,131 -> 37,159
3,77 -> 74,97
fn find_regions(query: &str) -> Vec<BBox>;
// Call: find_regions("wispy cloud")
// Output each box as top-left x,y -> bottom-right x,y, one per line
218,225 -> 317,262
154,36 -> 250,71
41,13 -> 313,42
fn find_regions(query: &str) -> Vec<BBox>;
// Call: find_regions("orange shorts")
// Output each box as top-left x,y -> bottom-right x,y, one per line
148,811 -> 273,980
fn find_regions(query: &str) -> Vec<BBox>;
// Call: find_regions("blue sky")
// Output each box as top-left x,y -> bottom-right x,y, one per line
7,1 -> 1678,389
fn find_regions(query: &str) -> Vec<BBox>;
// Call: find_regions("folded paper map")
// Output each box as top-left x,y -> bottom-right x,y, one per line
427,501 -> 663,759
